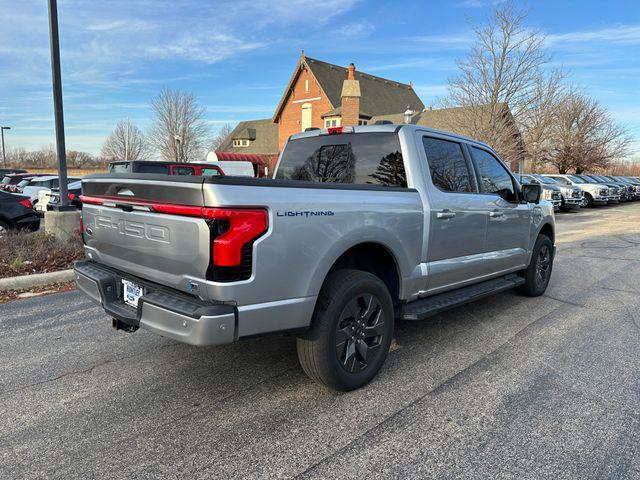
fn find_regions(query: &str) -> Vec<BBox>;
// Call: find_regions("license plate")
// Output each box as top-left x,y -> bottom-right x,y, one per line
122,279 -> 144,308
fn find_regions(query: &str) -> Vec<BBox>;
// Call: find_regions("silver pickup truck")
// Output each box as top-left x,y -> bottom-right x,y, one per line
74,124 -> 555,391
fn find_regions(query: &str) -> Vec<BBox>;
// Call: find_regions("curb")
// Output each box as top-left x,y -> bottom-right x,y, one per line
0,269 -> 75,291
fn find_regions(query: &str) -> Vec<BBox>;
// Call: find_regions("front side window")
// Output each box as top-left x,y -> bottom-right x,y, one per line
423,137 -> 474,193
276,132 -> 406,187
471,146 -> 517,202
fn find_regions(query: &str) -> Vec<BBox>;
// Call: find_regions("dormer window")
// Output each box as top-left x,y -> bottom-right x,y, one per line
324,116 -> 341,128
233,139 -> 250,147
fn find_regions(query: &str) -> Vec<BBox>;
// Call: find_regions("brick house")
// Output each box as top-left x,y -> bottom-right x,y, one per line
220,53 -> 423,171
220,52 -> 524,172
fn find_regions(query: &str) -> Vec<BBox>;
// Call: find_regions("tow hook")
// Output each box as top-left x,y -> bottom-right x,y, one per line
112,317 -> 139,333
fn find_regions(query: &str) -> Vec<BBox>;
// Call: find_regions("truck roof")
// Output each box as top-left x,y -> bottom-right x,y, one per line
287,123 -> 492,150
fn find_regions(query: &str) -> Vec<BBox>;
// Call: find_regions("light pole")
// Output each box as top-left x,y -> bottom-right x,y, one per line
174,135 -> 182,162
47,0 -> 71,209
1,126 -> 10,168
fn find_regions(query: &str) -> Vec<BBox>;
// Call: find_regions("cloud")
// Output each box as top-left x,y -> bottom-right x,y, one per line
146,33 -> 266,64
457,0 -> 505,7
364,58 -> 440,72
546,25 -> 640,45
86,19 -> 156,32
409,33 -> 473,46
333,21 -> 375,37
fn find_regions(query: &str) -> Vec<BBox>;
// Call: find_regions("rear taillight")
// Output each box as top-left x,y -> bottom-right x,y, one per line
18,199 -> 33,209
68,193 -> 75,201
205,208 -> 267,267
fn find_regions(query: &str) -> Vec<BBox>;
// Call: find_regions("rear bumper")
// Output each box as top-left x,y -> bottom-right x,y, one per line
74,260 -> 236,346
14,214 -> 40,231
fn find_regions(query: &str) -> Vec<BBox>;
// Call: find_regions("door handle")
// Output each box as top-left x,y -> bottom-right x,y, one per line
489,210 -> 504,218
436,210 -> 456,219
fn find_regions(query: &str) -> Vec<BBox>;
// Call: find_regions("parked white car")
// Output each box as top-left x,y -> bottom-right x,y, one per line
17,175 -> 81,203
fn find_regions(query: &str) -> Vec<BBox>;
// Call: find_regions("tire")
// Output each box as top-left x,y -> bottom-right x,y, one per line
516,234 -> 554,297
297,269 -> 394,392
583,193 -> 594,208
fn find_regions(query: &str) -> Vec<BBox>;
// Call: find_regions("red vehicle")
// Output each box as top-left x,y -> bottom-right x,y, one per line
108,161 -> 225,176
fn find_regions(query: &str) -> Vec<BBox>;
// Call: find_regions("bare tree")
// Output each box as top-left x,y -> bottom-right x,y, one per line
209,123 -> 233,152
6,147 -> 29,167
549,92 -> 631,174
29,145 -> 57,168
149,88 -> 210,162
444,2 -> 549,167
519,70 -> 567,172
102,119 -> 151,161
66,150 -> 94,168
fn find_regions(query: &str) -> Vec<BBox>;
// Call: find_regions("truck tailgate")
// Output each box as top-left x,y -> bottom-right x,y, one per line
81,174 -> 211,291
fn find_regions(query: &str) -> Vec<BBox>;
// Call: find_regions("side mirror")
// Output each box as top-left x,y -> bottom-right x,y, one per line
522,183 -> 542,204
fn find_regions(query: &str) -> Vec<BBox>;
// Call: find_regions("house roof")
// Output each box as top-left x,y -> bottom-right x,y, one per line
273,55 -> 425,121
219,118 -> 278,155
321,106 -> 373,119
370,104 -> 513,135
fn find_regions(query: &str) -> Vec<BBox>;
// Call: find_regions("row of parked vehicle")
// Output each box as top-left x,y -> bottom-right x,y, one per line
0,160 -> 257,234
519,173 -> 640,211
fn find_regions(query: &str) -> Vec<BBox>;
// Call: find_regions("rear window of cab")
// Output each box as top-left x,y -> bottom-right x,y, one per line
276,132 -> 407,187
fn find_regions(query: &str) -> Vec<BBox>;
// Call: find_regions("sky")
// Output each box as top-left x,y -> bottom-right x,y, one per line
0,0 -> 639,158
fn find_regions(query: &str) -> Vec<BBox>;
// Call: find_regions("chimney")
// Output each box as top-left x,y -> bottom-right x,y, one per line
341,62 -> 360,127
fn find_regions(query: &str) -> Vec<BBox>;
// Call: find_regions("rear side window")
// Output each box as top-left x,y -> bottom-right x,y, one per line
201,167 -> 222,176
471,147 -> 517,202
423,137 -> 474,193
276,132 -> 406,187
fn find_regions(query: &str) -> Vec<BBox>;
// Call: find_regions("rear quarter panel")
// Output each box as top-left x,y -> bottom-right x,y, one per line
201,182 -> 424,306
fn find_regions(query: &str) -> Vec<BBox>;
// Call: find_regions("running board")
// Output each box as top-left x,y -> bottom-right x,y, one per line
402,274 -> 525,321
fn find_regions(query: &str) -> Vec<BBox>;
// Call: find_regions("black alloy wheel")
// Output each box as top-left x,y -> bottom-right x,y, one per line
335,293 -> 386,374
535,243 -> 552,290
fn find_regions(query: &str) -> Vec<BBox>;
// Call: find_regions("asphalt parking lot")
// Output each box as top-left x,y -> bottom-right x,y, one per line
2,202 -> 640,479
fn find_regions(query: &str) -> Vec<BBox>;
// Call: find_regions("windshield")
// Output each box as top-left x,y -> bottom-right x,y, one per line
534,175 -> 556,185
1,176 -> 11,184
567,175 -> 586,184
17,180 -> 30,187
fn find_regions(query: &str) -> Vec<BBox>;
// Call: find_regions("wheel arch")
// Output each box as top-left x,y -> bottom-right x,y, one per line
318,241 -> 403,308
539,222 -> 554,244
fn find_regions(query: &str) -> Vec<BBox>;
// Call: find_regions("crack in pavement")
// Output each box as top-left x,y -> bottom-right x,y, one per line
293,299 -> 575,478
0,341 -> 180,397
44,365 -> 299,479
294,296 -> 640,479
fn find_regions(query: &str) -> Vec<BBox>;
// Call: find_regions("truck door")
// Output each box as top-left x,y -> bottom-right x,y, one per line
468,146 -> 531,274
421,135 -> 488,292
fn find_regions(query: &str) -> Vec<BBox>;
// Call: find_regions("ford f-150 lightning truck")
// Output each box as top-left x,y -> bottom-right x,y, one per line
74,124 -> 555,391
